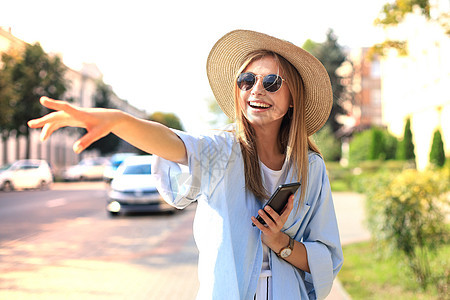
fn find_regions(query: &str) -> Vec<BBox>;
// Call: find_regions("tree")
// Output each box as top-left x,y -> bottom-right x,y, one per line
84,81 -> 121,155
149,112 -> 184,131
312,124 -> 341,161
0,51 -> 19,163
349,126 -> 398,164
303,29 -> 347,137
369,128 -> 385,160
206,96 -> 232,128
7,42 -> 67,159
397,117 -> 416,162
429,129 -> 446,167
370,0 -> 449,56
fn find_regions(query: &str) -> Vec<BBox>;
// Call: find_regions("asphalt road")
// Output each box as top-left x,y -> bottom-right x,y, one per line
0,182 -> 369,299
0,182 -> 108,243
0,182 -> 200,299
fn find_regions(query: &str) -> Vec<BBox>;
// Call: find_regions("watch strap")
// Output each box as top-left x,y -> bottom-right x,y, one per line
277,236 -> 294,257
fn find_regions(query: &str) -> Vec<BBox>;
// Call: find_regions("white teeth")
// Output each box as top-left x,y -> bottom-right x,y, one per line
249,102 -> 271,108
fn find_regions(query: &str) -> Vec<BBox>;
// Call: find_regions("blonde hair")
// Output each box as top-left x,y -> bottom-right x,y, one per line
234,50 -> 321,204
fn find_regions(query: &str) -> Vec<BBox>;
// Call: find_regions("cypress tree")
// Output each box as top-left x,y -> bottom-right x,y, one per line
397,117 -> 416,161
429,129 -> 446,167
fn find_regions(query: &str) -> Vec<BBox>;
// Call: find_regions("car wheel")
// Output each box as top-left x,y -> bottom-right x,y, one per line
108,211 -> 120,217
39,180 -> 49,191
2,181 -> 13,192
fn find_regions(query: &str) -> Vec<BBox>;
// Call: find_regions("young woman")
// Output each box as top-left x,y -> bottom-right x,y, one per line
29,30 -> 343,300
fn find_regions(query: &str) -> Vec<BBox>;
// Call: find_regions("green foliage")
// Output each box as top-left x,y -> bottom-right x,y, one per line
369,128 -> 384,160
365,168 -> 449,289
312,124 -> 341,161
2,44 -> 66,134
370,0 -> 450,59
302,29 -> 347,136
375,0 -> 431,27
82,81 -> 120,155
11,43 -> 67,134
340,241 -> 449,299
150,112 -> 184,131
349,127 -> 398,164
397,117 -> 416,161
429,129 -> 446,167
0,42 -> 68,158
349,130 -> 371,163
0,54 -> 16,130
368,40 -> 408,58
206,96 -> 231,128
94,81 -> 115,109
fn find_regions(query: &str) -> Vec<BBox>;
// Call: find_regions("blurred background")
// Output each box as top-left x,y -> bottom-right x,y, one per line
0,0 -> 449,299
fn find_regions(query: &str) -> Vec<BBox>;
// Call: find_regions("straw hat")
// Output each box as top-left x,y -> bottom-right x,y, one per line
206,29 -> 333,136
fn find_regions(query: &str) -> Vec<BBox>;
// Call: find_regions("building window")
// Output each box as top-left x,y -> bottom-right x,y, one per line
371,60 -> 381,78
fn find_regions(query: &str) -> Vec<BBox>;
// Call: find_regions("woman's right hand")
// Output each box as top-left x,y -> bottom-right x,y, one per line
28,97 -> 188,163
28,97 -> 122,153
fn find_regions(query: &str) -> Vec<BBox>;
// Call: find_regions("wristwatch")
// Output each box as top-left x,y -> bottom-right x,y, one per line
277,236 -> 294,259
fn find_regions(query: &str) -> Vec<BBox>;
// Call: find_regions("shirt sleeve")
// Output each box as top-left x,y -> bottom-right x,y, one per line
152,129 -> 235,209
301,154 -> 344,300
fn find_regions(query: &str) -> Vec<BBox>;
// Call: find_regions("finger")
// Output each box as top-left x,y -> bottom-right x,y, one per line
73,128 -> 108,154
40,97 -> 78,115
280,194 -> 295,216
251,216 -> 269,233
40,122 -> 62,142
259,209 -> 277,228
28,110 -> 64,128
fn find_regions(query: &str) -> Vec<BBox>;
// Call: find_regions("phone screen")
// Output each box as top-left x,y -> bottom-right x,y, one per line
253,182 -> 301,226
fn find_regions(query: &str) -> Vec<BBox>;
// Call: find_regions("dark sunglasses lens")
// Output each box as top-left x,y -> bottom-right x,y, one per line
237,73 -> 255,91
263,74 -> 283,92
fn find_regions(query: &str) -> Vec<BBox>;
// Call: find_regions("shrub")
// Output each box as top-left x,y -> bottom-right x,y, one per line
429,129 -> 446,168
349,127 -> 398,164
397,117 -> 416,161
349,129 -> 372,163
313,124 -> 341,161
365,169 -> 449,289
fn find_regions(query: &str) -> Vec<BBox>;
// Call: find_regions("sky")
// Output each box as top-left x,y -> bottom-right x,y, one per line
2,0 -> 388,133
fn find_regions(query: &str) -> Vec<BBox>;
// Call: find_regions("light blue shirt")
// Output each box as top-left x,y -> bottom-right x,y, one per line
152,128 -> 343,300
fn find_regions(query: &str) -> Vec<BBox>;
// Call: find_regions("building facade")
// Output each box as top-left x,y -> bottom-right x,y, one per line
379,6 -> 449,170
351,48 -> 383,129
0,27 -> 147,174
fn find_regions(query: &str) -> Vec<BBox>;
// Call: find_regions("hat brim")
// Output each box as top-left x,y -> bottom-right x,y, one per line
206,29 -> 333,136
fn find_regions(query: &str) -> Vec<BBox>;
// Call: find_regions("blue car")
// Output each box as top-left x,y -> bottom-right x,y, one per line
103,153 -> 136,183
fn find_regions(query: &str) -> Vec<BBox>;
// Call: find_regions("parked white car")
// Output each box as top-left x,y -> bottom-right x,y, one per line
63,157 -> 110,181
0,159 -> 53,191
107,155 -> 174,216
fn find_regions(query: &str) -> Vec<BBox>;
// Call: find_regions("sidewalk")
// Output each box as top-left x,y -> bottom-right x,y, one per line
142,191 -> 370,300
325,192 -> 371,300
155,191 -> 370,300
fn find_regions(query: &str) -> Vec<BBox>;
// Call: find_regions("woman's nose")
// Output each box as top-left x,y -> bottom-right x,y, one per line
251,76 -> 265,94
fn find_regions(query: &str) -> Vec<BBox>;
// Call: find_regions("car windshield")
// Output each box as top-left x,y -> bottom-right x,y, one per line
122,164 -> 151,175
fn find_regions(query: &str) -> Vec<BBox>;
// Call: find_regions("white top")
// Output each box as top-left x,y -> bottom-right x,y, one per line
259,160 -> 286,277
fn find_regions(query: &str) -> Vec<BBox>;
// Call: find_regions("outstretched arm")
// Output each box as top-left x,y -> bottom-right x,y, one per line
28,97 -> 187,164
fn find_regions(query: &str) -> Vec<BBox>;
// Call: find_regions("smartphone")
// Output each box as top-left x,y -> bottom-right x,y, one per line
253,182 -> 301,226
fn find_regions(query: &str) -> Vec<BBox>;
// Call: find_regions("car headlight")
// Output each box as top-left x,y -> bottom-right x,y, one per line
107,201 -> 121,212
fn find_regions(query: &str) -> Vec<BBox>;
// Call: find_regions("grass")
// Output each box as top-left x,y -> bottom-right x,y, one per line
338,241 -> 449,299
330,179 -> 350,192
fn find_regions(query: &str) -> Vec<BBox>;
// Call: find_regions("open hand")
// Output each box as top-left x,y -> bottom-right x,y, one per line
28,97 -> 120,153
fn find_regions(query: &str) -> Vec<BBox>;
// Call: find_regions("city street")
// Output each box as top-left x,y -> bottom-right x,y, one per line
0,182 -> 368,299
0,182 -> 199,299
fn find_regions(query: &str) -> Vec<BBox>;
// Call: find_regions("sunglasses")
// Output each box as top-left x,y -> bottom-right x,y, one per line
236,72 -> 286,93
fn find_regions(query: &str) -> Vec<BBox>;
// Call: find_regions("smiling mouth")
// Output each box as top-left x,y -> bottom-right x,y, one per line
248,101 -> 272,109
